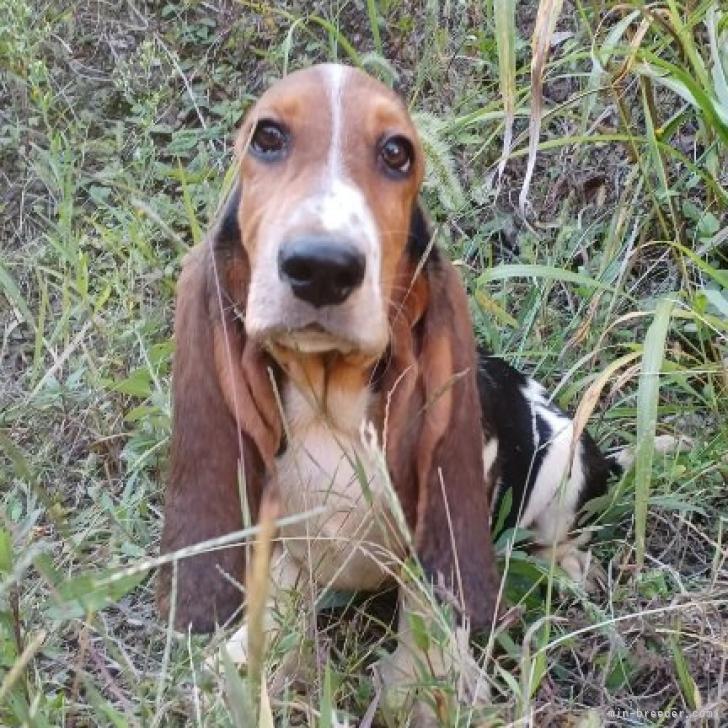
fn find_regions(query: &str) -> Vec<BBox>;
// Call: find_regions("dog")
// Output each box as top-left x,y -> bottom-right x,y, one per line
156,63 -> 680,714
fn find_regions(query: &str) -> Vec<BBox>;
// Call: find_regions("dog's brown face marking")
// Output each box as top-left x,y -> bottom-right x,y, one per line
236,64 -> 424,357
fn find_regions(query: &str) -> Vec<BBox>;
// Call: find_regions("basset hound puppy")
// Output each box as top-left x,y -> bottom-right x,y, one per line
156,63 -> 674,705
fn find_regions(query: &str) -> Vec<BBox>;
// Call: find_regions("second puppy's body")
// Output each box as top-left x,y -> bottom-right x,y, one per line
478,356 -> 615,545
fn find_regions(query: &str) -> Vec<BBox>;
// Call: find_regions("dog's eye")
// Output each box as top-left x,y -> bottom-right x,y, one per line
379,136 -> 413,175
250,121 -> 288,158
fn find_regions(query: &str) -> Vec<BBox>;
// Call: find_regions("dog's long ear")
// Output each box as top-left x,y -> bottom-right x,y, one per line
157,184 -> 281,632
383,203 -> 499,632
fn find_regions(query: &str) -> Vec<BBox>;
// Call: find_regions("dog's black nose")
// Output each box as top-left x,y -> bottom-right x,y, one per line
278,237 -> 366,308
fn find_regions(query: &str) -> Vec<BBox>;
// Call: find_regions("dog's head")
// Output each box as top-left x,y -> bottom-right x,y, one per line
235,63 -> 424,358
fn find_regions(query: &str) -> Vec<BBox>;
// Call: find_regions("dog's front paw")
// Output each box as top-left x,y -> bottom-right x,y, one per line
535,539 -> 606,593
559,546 -> 606,592
372,625 -> 489,726
222,622 -> 250,665
372,647 -> 436,725
204,622 -> 250,674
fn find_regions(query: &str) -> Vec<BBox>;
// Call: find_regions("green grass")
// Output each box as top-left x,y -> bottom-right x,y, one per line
1,0 -> 726,725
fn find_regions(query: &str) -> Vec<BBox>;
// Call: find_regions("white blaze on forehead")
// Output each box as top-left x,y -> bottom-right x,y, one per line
306,64 -> 380,260
326,64 -> 346,182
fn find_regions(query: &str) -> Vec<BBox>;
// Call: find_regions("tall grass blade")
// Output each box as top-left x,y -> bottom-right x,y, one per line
493,0 -> 516,179
222,647 -> 255,728
640,77 -> 677,230
634,298 -> 674,570
478,263 -> 618,294
281,18 -> 306,75
258,680 -> 274,728
0,261 -> 34,329
320,660 -> 334,728
572,351 -> 642,443
365,0 -> 382,56
582,10 -> 640,133
178,161 -> 203,245
669,240 -> 728,289
0,629 -> 46,703
670,634 -> 702,710
519,0 -> 564,214
664,0 -> 710,90
707,7 -> 728,110
246,490 -> 278,716
308,16 -> 362,66
635,53 -> 728,140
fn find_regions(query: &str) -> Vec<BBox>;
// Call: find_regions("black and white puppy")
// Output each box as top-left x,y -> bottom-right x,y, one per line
477,353 -> 681,585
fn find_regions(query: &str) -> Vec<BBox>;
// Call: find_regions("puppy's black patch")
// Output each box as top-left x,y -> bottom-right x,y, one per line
214,183 -> 242,251
406,202 -> 440,266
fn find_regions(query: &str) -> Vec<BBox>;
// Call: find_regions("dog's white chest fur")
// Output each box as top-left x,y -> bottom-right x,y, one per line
275,380 -> 404,591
